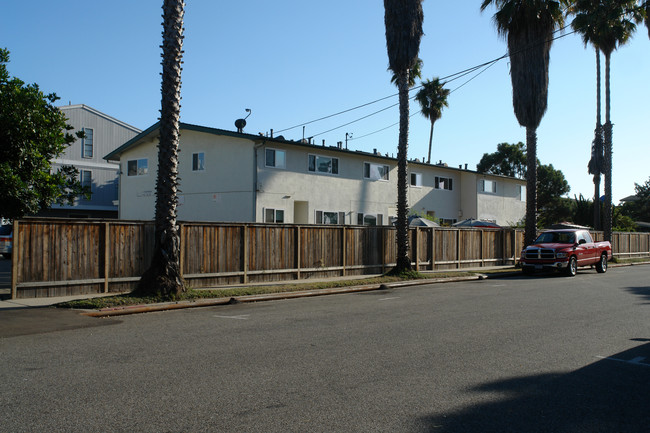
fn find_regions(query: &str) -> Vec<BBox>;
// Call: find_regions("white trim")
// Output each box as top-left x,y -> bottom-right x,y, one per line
53,159 -> 119,170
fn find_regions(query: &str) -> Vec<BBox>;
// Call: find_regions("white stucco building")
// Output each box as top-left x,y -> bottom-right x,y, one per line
105,122 -> 526,226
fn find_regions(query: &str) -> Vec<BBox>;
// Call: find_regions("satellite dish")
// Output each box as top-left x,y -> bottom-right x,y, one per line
235,118 -> 246,133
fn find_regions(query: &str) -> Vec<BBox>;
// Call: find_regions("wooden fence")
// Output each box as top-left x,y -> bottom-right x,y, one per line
9,218 -> 650,299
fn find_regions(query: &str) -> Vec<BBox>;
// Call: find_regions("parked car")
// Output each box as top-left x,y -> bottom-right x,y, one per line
0,225 -> 12,259
520,229 -> 612,277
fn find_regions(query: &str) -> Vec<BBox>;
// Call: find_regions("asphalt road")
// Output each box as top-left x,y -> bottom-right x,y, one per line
1,265 -> 649,432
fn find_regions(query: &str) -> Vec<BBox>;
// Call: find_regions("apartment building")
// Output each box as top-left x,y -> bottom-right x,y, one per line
105,122 -> 526,226
41,104 -> 141,218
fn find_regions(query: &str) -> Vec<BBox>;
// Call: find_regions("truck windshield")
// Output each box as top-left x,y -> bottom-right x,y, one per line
535,232 -> 575,244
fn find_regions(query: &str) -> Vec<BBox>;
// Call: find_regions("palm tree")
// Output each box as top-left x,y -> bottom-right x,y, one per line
384,0 -> 424,273
136,0 -> 186,298
480,0 -> 567,246
390,57 -> 423,88
569,0 -> 643,241
570,4 -> 605,230
415,78 -> 450,164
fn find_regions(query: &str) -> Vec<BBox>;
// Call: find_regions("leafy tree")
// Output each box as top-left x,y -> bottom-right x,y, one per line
384,0 -> 424,273
568,0 -> 643,241
480,0 -> 568,246
477,142 -> 570,226
0,49 -> 88,221
415,77 -> 450,164
135,0 -> 186,299
620,177 -> 650,222
477,142 -> 526,179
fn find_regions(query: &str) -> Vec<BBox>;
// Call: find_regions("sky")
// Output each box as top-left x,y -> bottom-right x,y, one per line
2,1 -> 649,204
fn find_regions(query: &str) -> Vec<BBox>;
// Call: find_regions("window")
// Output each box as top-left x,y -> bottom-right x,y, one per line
127,159 -> 148,176
440,218 -> 457,226
82,128 -> 93,158
266,148 -> 286,169
363,162 -> 389,181
80,170 -> 92,190
481,179 -> 497,193
264,208 -> 285,223
316,210 -> 345,225
357,213 -> 383,226
435,176 -> 453,190
519,185 -> 526,201
309,154 -> 338,174
192,152 -> 205,171
410,172 -> 422,187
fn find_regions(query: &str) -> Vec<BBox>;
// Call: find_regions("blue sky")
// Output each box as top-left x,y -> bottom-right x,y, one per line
3,1 -> 649,204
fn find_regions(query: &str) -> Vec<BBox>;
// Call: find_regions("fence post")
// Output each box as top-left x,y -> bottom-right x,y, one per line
341,226 -> 346,277
381,227 -> 386,274
296,226 -> 301,280
414,227 -> 420,271
429,228 -> 435,271
242,225 -> 249,284
11,220 -> 19,299
456,229 -> 461,269
104,222 -> 110,293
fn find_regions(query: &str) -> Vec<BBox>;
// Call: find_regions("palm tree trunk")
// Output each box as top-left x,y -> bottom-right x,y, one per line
603,52 -> 613,242
395,71 -> 412,272
426,121 -> 434,164
593,47 -> 601,231
524,126 -> 538,246
136,0 -> 185,298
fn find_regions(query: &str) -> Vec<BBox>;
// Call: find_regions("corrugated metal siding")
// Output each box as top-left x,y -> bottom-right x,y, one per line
56,105 -> 140,213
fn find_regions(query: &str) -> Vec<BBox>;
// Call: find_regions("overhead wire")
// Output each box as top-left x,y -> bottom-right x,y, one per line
273,9 -> 610,143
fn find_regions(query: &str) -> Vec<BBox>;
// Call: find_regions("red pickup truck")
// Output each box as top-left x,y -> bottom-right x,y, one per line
520,229 -> 612,277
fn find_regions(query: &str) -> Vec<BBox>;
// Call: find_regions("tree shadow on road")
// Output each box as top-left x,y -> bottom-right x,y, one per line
416,342 -> 650,433
625,286 -> 650,304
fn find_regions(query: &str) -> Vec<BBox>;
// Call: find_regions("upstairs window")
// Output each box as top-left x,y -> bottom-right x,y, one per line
363,162 -> 389,181
410,172 -> 422,187
481,179 -> 497,193
266,148 -> 286,169
127,159 -> 148,176
435,176 -> 453,190
82,128 -> 93,158
519,185 -> 526,201
309,154 -> 338,174
192,152 -> 205,171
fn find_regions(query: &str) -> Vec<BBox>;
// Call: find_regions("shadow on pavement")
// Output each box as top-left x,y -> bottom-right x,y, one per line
416,342 -> 650,432
626,286 -> 650,304
0,307 -> 122,338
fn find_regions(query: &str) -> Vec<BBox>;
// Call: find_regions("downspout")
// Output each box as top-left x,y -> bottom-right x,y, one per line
253,140 -> 266,222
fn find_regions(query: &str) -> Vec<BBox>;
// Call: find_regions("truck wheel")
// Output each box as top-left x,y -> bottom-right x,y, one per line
565,256 -> 577,277
596,254 -> 607,273
522,267 -> 534,276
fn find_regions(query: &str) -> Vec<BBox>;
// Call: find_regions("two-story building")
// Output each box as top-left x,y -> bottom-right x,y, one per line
105,122 -> 526,226
39,104 -> 141,218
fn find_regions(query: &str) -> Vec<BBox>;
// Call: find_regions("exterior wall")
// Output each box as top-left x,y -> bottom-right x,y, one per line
46,105 -> 140,218
476,174 -> 526,226
408,164 -> 461,224
117,130 -> 254,221
112,124 -> 526,226
256,144 -> 398,224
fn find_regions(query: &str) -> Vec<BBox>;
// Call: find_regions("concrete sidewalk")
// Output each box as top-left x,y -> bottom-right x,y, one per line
0,266 -> 518,311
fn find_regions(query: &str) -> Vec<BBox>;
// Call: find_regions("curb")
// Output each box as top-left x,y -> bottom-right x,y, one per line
82,275 -> 485,318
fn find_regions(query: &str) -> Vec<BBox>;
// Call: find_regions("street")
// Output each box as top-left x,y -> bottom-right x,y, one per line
1,265 -> 649,432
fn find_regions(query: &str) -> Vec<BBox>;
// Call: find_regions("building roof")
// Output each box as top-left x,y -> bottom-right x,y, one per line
103,121 -> 525,183
58,104 -> 142,133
